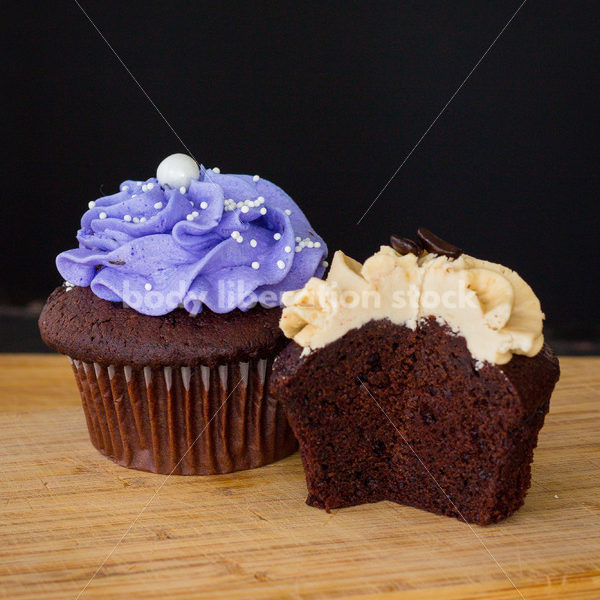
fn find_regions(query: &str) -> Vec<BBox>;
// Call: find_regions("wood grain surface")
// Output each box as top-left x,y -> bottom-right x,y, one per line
0,354 -> 598,599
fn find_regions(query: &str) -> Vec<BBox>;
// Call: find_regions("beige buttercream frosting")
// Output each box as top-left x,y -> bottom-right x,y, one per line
280,246 -> 545,365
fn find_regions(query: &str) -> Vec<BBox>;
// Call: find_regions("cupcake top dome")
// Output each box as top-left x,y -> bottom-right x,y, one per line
56,154 -> 328,316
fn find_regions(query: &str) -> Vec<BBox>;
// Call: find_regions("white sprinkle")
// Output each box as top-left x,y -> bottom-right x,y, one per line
284,209 -> 291,215
179,186 -> 187,194
190,211 -> 198,218
140,217 -> 147,223
212,167 -> 220,174
250,239 -> 257,247
322,261 -> 329,267
154,202 -> 163,210
137,181 -> 142,185
142,184 -> 148,192
296,237 -> 301,242
236,201 -> 244,209
231,231 -> 240,239
554,494 -> 559,499
131,194 -> 137,198
307,241 -> 314,248
260,207 -> 267,215
200,201 -> 208,209
133,217 -> 140,223
241,205 -> 249,213
295,246 -> 302,252
236,236 -> 243,243
257,196 -> 265,203
88,201 -> 96,209
189,200 -> 194,206
284,246 -> 292,253
277,260 -> 285,269
124,214 -> 132,222
253,175 -> 260,182
251,261 -> 260,270
315,241 -> 321,248
122,185 -> 129,191
99,212 -> 107,219
273,233 -> 282,240
147,182 -> 154,190
186,214 -> 194,221
145,283 -> 152,291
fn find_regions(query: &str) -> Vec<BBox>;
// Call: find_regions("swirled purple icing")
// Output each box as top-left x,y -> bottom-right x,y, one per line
56,167 -> 327,316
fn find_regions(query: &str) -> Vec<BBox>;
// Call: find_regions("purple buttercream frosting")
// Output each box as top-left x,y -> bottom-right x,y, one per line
56,167 -> 327,316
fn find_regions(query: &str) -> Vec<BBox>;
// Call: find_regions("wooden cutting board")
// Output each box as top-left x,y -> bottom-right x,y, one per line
0,354 -> 598,599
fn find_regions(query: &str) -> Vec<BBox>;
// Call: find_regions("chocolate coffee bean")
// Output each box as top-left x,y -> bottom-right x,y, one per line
417,227 -> 462,259
390,235 -> 422,256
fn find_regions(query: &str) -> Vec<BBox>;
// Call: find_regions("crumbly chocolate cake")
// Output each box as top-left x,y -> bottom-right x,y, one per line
39,285 -> 286,367
272,318 -> 559,525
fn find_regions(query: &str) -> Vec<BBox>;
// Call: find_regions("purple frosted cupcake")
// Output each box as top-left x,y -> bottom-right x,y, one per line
39,154 -> 327,474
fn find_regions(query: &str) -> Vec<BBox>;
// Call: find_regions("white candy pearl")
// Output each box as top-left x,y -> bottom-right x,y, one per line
156,153 -> 200,189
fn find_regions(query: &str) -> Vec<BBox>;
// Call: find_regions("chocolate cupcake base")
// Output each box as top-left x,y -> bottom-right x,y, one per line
69,357 -> 297,475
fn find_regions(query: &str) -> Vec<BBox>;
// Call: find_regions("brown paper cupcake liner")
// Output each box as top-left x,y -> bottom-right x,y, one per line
68,357 -> 298,475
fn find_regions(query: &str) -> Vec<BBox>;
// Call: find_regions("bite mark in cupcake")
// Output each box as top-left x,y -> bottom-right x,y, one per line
272,229 -> 559,524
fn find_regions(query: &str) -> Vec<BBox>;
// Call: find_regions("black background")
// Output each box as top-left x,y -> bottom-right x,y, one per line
2,2 -> 598,344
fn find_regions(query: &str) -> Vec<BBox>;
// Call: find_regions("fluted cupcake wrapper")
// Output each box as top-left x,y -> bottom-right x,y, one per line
68,357 -> 298,475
